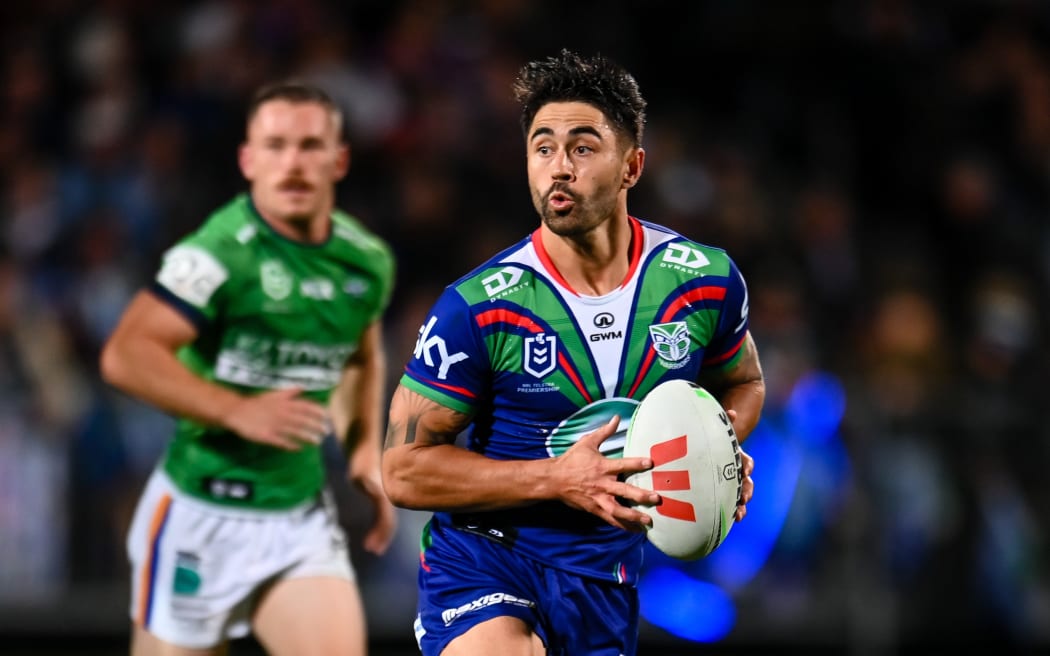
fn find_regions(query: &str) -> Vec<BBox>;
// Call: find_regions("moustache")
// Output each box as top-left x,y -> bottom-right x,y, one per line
546,183 -> 576,200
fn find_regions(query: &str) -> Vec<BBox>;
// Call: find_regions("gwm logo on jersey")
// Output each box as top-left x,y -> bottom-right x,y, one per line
523,331 -> 557,378
660,243 -> 711,271
260,260 -> 293,300
649,322 -> 691,369
481,266 -> 526,299
589,312 -> 622,342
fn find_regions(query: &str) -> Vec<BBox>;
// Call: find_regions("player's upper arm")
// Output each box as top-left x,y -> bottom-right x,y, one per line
384,385 -> 472,451
696,330 -> 763,396
99,290 -> 199,385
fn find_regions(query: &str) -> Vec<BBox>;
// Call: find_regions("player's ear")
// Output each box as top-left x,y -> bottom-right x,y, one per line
334,143 -> 350,181
238,142 -> 254,180
622,147 -> 645,190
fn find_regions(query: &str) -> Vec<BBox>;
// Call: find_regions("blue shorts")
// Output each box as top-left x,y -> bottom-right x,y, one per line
414,521 -> 638,656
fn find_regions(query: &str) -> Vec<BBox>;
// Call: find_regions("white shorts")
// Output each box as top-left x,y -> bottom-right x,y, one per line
126,469 -> 354,648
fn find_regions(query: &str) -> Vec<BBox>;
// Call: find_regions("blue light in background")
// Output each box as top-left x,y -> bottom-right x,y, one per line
699,421 -> 802,589
638,567 -> 735,642
638,371 -> 851,643
785,371 -> 846,445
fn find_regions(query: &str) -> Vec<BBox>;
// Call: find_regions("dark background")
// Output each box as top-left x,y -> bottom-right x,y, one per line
1,0 -> 1048,654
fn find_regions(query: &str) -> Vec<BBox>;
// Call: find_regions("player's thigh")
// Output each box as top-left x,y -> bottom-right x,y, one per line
131,623 -> 229,656
251,576 -> 366,656
441,616 -> 545,656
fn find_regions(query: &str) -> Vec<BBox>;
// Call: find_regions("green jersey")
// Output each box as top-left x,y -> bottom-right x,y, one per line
150,193 -> 395,509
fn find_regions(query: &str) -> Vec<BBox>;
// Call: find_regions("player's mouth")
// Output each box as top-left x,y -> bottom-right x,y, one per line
547,188 -> 576,212
279,180 -> 313,197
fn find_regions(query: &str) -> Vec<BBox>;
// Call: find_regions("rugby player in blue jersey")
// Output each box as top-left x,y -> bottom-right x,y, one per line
383,50 -> 765,656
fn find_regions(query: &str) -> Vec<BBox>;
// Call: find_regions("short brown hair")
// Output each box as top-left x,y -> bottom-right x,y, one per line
245,80 -> 343,136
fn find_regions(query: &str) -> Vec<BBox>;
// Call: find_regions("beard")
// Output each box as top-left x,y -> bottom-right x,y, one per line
534,181 -> 620,237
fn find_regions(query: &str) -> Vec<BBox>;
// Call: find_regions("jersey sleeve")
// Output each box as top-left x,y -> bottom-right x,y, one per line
399,287 -> 490,415
702,256 -> 750,369
371,244 -> 396,324
151,235 -> 231,330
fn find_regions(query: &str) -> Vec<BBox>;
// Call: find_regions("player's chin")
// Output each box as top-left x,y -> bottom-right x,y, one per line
274,202 -> 315,224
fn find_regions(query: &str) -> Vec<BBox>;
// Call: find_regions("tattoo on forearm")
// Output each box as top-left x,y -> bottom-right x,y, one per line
404,416 -> 419,446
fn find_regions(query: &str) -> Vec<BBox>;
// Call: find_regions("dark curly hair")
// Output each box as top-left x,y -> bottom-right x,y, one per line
512,49 -> 647,149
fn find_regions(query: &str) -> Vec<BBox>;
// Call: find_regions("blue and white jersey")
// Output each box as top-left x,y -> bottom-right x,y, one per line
401,217 -> 751,584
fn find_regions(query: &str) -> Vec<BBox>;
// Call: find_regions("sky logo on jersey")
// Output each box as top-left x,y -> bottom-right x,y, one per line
523,331 -> 557,378
481,266 -> 525,298
414,316 -> 469,380
649,322 -> 691,369
260,260 -> 293,300
661,243 -> 711,270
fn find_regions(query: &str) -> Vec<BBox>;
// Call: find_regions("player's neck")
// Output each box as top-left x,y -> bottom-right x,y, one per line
259,210 -> 331,243
539,215 -> 635,297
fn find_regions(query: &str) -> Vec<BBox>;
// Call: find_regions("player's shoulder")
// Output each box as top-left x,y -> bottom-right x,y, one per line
638,218 -> 736,277
444,234 -> 535,304
178,194 -> 257,250
161,194 -> 256,269
330,209 -> 393,255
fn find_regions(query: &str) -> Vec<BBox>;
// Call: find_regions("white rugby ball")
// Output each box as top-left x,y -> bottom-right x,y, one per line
624,379 -> 742,560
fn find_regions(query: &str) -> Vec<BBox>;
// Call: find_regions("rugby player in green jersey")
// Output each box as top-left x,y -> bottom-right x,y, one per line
383,51 -> 764,655
101,81 -> 396,656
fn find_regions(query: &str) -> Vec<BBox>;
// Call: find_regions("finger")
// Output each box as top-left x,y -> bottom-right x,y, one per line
363,530 -> 392,555
606,456 -> 654,476
605,503 -> 654,532
272,386 -> 305,400
289,400 -> 331,426
739,448 -> 755,477
285,413 -> 329,444
614,481 -> 661,507
262,432 -> 304,451
740,475 -> 754,505
577,414 -> 621,448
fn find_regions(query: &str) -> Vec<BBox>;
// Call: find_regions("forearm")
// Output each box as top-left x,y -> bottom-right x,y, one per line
332,323 -> 387,477
382,443 -> 556,512
719,378 -> 765,442
100,336 -> 242,428
341,374 -> 385,479
700,331 -> 765,442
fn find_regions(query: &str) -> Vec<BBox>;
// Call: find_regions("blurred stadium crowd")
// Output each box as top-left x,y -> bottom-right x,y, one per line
1,0 -> 1048,652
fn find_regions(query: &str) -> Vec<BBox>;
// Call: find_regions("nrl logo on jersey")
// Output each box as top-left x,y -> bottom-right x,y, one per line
649,321 -> 691,369
481,266 -> 526,299
260,260 -> 293,300
523,331 -> 557,378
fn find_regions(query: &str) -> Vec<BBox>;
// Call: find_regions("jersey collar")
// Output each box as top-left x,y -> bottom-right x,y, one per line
530,216 -> 644,296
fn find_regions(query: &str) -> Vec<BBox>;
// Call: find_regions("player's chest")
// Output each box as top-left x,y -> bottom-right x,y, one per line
223,253 -> 378,336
